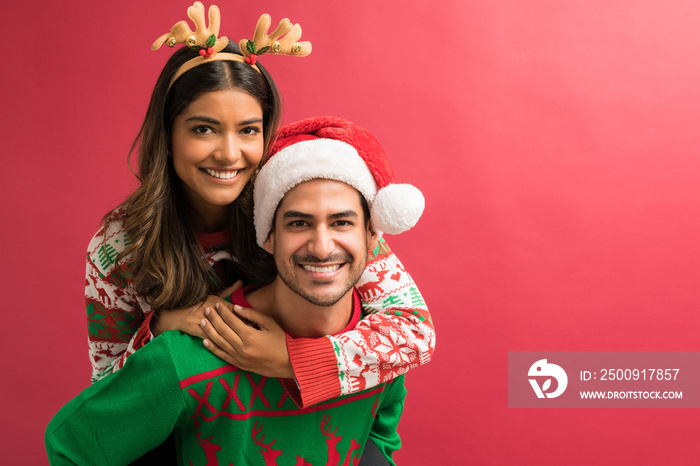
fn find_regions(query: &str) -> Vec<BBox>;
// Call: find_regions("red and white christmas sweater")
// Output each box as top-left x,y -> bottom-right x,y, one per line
86,210 -> 435,406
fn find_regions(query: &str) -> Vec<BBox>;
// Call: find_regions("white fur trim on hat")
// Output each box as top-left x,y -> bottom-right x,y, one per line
254,139 -> 378,247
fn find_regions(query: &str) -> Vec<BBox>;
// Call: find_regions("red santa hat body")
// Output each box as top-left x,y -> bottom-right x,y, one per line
253,116 -> 425,247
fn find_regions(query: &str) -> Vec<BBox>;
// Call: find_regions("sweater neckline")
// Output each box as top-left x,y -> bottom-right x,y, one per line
195,230 -> 231,250
231,285 -> 361,338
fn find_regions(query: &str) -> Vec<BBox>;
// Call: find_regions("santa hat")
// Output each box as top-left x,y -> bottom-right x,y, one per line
253,116 -> 425,247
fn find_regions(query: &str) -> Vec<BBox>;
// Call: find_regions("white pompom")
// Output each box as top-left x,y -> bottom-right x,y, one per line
370,184 -> 425,234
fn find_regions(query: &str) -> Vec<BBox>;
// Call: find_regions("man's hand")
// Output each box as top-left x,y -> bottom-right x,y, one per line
200,303 -> 294,379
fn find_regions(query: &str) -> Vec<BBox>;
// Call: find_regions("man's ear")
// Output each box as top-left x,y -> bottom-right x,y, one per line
263,232 -> 274,254
366,221 -> 378,251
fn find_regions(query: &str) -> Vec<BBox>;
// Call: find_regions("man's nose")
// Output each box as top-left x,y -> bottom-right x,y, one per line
308,226 -> 335,259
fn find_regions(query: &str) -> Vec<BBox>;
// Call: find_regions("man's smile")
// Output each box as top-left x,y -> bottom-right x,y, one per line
300,264 -> 343,273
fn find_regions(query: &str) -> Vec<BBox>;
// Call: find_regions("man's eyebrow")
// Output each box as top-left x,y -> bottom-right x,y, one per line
282,210 -> 359,220
282,210 -> 313,219
329,210 -> 359,219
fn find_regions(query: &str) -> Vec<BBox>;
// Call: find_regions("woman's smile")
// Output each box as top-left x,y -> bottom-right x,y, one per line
201,167 -> 240,180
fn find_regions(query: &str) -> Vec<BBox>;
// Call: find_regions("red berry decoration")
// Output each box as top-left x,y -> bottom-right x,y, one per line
245,56 -> 252,64
198,49 -> 207,57
207,47 -> 214,57
250,54 -> 257,66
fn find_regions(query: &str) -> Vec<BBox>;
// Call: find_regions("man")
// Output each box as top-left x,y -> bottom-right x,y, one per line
46,116 -> 425,465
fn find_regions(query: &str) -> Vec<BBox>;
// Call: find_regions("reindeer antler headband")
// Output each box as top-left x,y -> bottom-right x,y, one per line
152,2 -> 311,88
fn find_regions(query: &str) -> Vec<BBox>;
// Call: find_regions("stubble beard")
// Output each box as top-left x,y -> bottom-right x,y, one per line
276,253 -> 366,307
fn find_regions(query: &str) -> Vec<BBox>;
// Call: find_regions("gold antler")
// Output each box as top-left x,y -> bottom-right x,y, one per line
151,2 -> 228,56
239,14 -> 312,63
151,5 -> 312,85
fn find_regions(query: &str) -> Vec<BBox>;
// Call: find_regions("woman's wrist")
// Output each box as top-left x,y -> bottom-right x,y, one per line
151,308 -> 181,336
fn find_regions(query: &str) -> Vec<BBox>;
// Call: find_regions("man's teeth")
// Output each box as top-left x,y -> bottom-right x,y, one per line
204,168 -> 239,179
302,264 -> 342,273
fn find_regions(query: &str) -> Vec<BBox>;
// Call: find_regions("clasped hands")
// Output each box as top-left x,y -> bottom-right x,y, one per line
152,282 -> 294,379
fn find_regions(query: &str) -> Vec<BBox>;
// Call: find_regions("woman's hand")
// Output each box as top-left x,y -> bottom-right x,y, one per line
200,303 -> 294,379
152,281 -> 243,337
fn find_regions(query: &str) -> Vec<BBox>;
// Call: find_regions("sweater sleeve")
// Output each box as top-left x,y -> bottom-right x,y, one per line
285,238 -> 435,407
46,336 -> 187,465
367,375 -> 406,465
85,221 -> 153,384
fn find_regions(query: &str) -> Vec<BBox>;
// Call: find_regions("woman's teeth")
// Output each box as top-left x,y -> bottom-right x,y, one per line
302,264 -> 342,273
204,168 -> 239,179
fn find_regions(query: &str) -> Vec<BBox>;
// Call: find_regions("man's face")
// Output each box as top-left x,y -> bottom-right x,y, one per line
264,179 -> 374,307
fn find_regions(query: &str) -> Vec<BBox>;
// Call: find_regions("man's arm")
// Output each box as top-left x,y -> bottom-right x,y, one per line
46,336 -> 187,465
367,375 -> 406,465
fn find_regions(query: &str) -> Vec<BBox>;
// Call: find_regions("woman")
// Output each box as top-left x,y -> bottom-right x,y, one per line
86,2 -> 435,408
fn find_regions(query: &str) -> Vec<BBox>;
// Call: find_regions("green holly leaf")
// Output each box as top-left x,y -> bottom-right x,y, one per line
256,46 -> 270,55
188,45 -> 200,51
206,34 -> 216,47
246,40 -> 256,54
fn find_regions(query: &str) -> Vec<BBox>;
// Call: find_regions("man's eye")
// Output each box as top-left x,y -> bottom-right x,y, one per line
289,221 -> 308,227
334,220 -> 352,227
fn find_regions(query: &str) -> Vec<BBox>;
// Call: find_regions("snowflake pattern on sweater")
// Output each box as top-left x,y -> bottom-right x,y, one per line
86,211 -> 435,402
338,241 -> 432,394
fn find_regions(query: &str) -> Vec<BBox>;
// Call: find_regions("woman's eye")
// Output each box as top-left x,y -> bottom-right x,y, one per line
241,126 -> 262,136
193,126 -> 213,135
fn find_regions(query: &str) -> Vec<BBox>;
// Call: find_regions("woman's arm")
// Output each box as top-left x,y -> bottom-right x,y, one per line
86,227 -> 149,383
284,238 -> 434,406
86,217 -> 242,383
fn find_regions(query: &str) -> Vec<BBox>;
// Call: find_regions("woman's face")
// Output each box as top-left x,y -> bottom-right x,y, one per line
171,88 -> 264,231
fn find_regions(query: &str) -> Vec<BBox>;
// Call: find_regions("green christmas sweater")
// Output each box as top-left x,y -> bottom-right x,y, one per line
48,289 -> 405,465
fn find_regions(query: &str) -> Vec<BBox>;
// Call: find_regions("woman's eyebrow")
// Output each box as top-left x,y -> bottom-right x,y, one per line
239,117 -> 263,125
185,115 -> 220,124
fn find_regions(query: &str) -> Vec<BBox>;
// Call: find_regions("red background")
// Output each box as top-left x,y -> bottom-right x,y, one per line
3,0 -> 700,464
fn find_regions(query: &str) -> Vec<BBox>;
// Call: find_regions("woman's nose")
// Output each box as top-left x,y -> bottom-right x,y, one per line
214,133 -> 239,164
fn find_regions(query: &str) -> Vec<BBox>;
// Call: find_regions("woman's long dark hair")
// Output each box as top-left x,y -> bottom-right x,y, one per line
106,43 -> 279,311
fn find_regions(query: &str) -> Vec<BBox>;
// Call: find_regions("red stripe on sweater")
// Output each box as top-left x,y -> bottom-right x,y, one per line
180,365 -> 240,389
